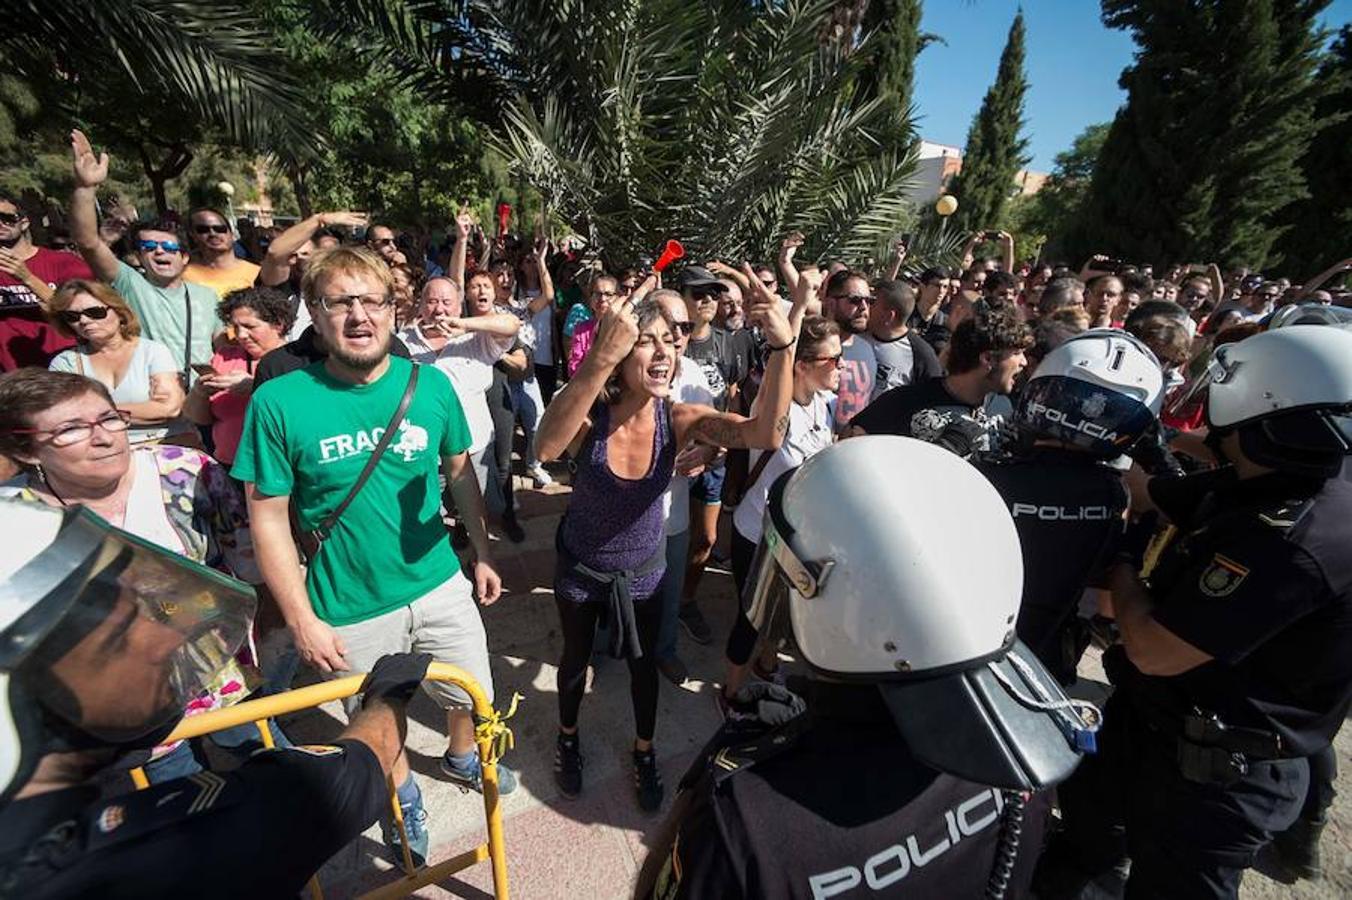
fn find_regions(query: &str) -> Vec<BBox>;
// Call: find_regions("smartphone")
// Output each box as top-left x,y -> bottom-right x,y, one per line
900,232 -> 913,247
190,363 -> 219,377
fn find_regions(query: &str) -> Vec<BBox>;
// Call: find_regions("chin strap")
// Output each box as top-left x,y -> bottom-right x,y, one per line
987,650 -> 1102,754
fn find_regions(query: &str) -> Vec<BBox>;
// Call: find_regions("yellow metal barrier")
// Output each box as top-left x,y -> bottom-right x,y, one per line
130,662 -> 516,900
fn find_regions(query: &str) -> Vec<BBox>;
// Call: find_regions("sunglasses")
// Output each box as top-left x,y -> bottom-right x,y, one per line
834,294 -> 872,306
137,239 -> 183,253
803,353 -> 843,366
193,223 -> 231,235
58,306 -> 113,325
372,237 -> 397,247
0,211 -> 22,226
673,321 -> 695,335
759,279 -> 777,289
692,289 -> 723,302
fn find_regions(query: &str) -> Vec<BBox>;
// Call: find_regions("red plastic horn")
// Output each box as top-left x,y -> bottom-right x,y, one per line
496,203 -> 512,236
653,239 -> 685,273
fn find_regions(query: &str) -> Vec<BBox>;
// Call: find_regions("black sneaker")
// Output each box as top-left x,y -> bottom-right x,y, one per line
678,603 -> 713,645
657,655 -> 689,686
501,514 -> 526,544
554,732 -> 583,798
633,747 -> 664,812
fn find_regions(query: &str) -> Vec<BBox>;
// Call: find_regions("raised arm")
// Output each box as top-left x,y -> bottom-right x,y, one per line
536,303 -> 638,461
777,231 -> 804,293
675,264 -> 799,452
441,311 -> 520,339
1206,262 -> 1226,304
259,211 -> 368,287
885,236 -> 909,281
997,231 -> 1015,273
450,208 -> 472,293
68,130 -> 120,283
706,260 -> 751,293
525,236 -> 555,314
1293,257 -> 1351,301
960,232 -> 982,271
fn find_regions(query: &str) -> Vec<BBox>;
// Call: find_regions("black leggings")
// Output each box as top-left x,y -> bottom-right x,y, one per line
487,371 -> 516,510
556,595 -> 662,741
535,363 -> 558,406
725,529 -> 761,666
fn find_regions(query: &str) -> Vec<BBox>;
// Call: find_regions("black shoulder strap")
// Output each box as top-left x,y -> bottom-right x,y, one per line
309,364 -> 420,545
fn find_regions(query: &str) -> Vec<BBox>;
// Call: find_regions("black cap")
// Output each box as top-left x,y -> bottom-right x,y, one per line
677,266 -> 728,292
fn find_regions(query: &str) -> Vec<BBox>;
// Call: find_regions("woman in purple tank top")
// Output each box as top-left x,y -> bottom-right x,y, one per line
535,273 -> 801,811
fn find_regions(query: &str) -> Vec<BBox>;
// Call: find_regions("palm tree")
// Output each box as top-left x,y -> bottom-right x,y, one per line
321,0 -> 937,268
4,0 -> 316,212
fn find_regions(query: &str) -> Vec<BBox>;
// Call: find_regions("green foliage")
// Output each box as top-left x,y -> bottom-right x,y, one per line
857,0 -> 925,142
1007,123 -> 1109,262
325,0 -> 923,267
946,11 -> 1029,234
1277,24 -> 1352,277
1077,0 -> 1331,270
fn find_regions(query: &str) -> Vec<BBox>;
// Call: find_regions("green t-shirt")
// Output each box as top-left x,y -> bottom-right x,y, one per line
112,261 -> 221,372
231,356 -> 472,625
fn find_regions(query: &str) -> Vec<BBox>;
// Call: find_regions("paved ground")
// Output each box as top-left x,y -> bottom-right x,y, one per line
271,472 -> 1349,899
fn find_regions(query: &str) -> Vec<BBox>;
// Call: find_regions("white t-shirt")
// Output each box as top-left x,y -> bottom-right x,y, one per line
123,449 -> 186,553
734,391 -> 834,543
662,361 -> 715,536
399,324 -> 511,453
517,290 -> 555,367
49,338 -> 184,444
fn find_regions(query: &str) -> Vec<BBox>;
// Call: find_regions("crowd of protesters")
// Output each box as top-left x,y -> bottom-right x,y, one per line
0,126 -> 1349,894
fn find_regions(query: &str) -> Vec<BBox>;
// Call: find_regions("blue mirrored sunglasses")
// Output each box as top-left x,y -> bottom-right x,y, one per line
137,239 -> 183,253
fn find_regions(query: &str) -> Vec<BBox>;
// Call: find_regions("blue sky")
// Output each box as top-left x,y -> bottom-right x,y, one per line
913,0 -> 1352,172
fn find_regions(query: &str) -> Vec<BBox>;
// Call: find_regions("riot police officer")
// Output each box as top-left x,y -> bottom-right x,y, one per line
0,501 -> 431,898
637,437 -> 1100,899
977,329 -> 1164,684
1035,324 -> 1352,899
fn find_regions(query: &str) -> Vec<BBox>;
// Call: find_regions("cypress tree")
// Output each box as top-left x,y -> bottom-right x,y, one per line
1075,0 -> 1329,268
859,0 -> 925,135
946,11 -> 1029,233
1277,24 -> 1352,277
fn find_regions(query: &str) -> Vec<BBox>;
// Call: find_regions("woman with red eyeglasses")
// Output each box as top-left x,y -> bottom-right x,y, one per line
45,279 -> 187,445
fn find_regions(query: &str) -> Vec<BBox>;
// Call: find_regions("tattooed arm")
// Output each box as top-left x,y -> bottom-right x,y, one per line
675,264 -> 798,451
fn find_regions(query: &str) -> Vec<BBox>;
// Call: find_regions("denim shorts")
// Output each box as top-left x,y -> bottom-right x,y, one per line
690,465 -> 726,505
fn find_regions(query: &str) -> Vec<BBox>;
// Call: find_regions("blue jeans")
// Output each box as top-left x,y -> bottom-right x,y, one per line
144,718 -> 293,784
655,529 -> 691,662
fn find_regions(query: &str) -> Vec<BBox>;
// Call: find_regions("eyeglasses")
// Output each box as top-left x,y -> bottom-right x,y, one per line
673,321 -> 695,335
58,306 -> 112,325
0,211 -> 22,226
9,410 -> 132,447
594,290 -> 620,300
193,223 -> 230,235
316,292 -> 394,314
137,239 -> 183,254
833,294 -> 872,306
802,353 -> 843,366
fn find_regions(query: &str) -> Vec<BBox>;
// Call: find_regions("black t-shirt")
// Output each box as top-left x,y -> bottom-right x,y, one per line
0,741 -> 386,899
976,448 -> 1128,683
254,326 -> 411,388
851,376 -> 995,445
685,327 -> 755,411
646,683 -> 1049,900
1119,470 -> 1352,756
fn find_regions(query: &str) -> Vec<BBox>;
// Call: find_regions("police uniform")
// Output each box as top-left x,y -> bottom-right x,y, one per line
645,683 -> 1050,900
976,447 -> 1128,683
1041,468 -> 1352,899
0,741 -> 387,899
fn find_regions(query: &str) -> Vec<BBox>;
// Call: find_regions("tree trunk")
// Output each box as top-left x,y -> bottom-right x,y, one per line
288,163 -> 313,219
138,143 -> 194,215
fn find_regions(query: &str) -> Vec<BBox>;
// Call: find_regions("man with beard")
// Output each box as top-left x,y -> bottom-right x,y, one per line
823,269 -> 878,433
0,193 -> 91,369
232,245 -> 513,866
68,130 -> 220,379
183,207 -> 259,298
849,305 -> 1031,455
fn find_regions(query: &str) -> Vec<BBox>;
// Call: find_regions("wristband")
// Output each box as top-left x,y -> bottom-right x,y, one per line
766,336 -> 797,353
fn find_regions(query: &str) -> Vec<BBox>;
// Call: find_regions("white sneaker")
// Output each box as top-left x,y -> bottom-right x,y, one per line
528,464 -> 554,488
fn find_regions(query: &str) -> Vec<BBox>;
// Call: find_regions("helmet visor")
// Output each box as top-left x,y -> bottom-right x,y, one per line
10,508 -> 256,744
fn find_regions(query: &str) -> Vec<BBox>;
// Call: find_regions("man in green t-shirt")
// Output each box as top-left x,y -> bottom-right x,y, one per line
69,130 -> 221,376
231,245 -> 513,866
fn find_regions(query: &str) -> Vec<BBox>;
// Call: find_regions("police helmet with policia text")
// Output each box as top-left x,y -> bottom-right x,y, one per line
1200,324 -> 1352,478
743,437 -> 1099,791
0,500 -> 256,805
1015,328 -> 1164,458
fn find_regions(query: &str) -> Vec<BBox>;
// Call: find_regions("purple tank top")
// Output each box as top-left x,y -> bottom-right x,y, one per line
556,400 -> 676,603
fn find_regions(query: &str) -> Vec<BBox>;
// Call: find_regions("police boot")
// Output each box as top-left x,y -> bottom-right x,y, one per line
1272,817 -> 1324,881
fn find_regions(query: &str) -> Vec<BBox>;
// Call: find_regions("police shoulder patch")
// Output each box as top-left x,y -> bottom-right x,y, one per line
1199,553 -> 1249,597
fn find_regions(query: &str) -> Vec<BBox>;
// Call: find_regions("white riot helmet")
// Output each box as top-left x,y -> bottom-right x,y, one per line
1200,325 -> 1352,477
0,500 -> 257,805
1266,303 -> 1352,330
1015,328 -> 1164,458
744,437 -> 1097,791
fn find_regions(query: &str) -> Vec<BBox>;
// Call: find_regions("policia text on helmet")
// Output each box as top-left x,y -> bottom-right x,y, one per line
641,438 -> 1101,900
